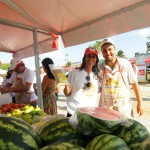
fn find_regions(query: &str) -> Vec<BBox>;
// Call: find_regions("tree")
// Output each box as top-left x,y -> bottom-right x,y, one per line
146,36 -> 150,49
66,61 -> 72,67
0,63 -> 10,70
116,50 -> 126,58
90,41 -> 102,57
64,51 -> 72,67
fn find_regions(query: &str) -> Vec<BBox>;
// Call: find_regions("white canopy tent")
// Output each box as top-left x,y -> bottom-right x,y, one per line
1,0 -> 150,57
0,0 -> 150,108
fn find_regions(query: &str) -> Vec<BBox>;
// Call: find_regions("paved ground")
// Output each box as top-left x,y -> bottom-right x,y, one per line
57,83 -> 150,133
130,83 -> 150,132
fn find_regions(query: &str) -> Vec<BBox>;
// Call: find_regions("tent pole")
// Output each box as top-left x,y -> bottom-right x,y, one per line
33,29 -> 43,110
0,18 -> 53,35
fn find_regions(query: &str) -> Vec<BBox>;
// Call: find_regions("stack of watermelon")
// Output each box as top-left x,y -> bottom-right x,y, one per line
37,107 -> 150,149
74,107 -> 150,149
40,142 -> 85,150
0,115 -> 86,150
38,117 -> 85,147
0,116 -> 42,150
76,107 -> 127,135
86,134 -> 130,150
0,106 -> 149,150
136,136 -> 150,150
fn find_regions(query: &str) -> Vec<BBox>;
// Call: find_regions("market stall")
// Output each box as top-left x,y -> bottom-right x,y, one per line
0,0 -> 150,109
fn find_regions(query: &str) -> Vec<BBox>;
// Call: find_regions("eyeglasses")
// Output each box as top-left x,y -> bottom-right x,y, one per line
86,55 -> 96,59
85,76 -> 91,88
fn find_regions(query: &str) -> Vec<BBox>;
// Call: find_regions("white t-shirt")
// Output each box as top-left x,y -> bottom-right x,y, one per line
9,68 -> 37,102
66,69 -> 99,115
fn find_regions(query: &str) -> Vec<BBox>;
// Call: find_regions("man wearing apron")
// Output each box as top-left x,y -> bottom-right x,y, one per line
99,38 -> 143,118
0,59 -> 37,106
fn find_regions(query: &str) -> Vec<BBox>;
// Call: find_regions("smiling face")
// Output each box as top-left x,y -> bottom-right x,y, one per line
101,43 -> 116,63
85,53 -> 97,68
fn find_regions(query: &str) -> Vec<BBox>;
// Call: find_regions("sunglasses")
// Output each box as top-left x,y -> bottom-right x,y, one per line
86,54 -> 96,59
85,76 -> 91,88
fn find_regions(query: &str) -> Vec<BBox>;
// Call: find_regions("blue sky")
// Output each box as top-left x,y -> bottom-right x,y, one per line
0,27 -> 150,70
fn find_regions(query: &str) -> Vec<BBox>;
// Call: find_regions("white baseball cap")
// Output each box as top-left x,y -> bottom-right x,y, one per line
9,59 -> 24,70
101,38 -> 115,47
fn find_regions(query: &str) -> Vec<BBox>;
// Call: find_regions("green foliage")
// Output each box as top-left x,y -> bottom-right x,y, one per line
146,37 -> 150,49
90,41 -> 102,57
0,63 -> 10,70
116,50 -> 126,58
66,61 -> 72,67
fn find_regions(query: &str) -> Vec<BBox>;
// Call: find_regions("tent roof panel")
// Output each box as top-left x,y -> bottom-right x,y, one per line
0,0 -> 150,59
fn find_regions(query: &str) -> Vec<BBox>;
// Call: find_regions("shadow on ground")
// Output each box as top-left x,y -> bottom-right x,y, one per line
132,98 -> 150,101
58,94 -> 65,97
58,106 -> 67,110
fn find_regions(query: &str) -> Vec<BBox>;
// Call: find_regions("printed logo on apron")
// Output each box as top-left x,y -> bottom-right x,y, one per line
100,65 -> 133,118
83,83 -> 96,96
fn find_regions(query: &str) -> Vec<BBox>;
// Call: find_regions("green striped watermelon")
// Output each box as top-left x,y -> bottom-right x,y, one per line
76,107 -> 127,136
86,134 -> 130,150
135,136 -> 150,150
40,142 -> 85,150
38,117 -> 84,147
114,119 -> 150,150
0,116 -> 41,150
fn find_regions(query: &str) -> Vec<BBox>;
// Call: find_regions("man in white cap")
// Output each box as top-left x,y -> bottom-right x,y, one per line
0,59 -> 37,106
99,38 -> 143,118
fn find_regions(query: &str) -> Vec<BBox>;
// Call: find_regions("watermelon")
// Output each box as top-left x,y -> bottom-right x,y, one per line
40,142 -> 85,150
76,107 -> 127,135
38,117 -> 84,147
114,119 -> 150,150
86,134 -> 130,150
0,116 -> 41,150
135,136 -> 150,150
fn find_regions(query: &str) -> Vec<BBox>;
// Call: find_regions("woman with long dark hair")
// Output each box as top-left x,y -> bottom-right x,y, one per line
64,47 -> 100,117
41,58 -> 57,115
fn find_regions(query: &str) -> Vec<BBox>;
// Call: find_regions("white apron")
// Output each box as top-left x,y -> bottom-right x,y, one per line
14,75 -> 31,104
100,65 -> 133,118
